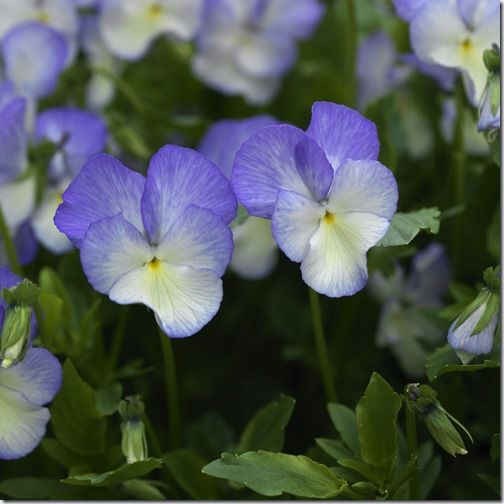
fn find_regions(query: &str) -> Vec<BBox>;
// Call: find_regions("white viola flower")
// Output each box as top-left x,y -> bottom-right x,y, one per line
99,0 -> 204,61
232,102 -> 398,297
199,115 -> 279,279
410,0 -> 500,105
192,0 -> 325,105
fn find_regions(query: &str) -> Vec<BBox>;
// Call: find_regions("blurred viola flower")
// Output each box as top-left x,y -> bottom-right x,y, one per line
199,116 -> 278,279
232,101 -> 398,297
192,0 -> 325,105
99,0 -> 204,61
400,53 -> 457,91
0,267 -> 62,460
369,243 -> 451,377
357,31 -> 411,110
55,146 -> 236,337
32,107 -> 108,254
440,97 -> 489,156
405,0 -> 499,105
448,267 -> 500,364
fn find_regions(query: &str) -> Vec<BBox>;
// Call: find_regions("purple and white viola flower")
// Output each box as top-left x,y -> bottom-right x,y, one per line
0,267 -> 62,460
192,0 -> 325,105
405,0 -> 499,105
55,145 -> 236,337
199,115 -> 278,279
369,243 -> 451,377
0,95 -> 38,266
99,0 -> 204,61
232,101 -> 398,297
31,107 -> 107,254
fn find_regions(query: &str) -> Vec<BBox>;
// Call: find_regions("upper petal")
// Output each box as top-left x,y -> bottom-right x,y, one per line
327,159 -> 398,220
301,211 -> 391,297
156,205 -> 233,277
392,0 -> 428,21
271,189 -> 324,262
80,213 -> 152,295
2,22 -> 68,99
141,145 -> 236,244
54,153 -> 145,247
108,262 -> 223,338
306,102 -> 380,169
0,347 -> 61,406
231,125 -> 314,218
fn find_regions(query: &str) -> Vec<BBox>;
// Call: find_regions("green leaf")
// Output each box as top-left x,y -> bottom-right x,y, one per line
355,373 -> 402,483
39,267 -> 73,324
327,403 -> 360,455
0,478 -> 83,499
236,394 -> 295,453
315,438 -> 353,460
122,479 -> 167,500
37,290 -> 65,352
50,360 -> 107,456
486,208 -> 500,259
202,451 -> 347,498
337,458 -> 379,483
378,208 -> 441,247
41,438 -> 86,469
426,344 -> 499,381
478,473 -> 500,496
96,381 -> 123,416
419,456 -> 441,499
63,459 -> 162,487
388,455 -> 418,498
1,279 -> 40,305
164,449 -> 221,499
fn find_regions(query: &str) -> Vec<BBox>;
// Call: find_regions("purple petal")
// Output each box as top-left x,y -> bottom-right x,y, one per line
392,0 -> 428,21
157,204 -> 233,277
0,97 -> 27,184
0,81 -> 16,109
306,102 -> 380,170
401,53 -> 456,91
141,145 -> 236,244
54,153 -> 145,247
35,107 -> 107,179
0,347 -> 61,406
198,115 -> 277,179
15,221 -> 39,265
2,22 -> 68,99
231,124 -> 314,218
0,266 -> 21,290
294,136 -> 333,201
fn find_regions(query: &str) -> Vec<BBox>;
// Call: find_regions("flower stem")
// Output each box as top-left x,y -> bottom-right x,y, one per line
159,329 -> 182,448
107,307 -> 129,377
405,406 -> 420,500
344,0 -> 357,107
0,204 -> 22,276
308,288 -> 337,403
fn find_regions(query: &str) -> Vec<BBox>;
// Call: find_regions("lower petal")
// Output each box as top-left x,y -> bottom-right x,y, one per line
0,175 -> 36,229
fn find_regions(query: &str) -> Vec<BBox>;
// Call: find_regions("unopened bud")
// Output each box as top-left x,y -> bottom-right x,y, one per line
0,305 -> 32,368
119,396 -> 148,464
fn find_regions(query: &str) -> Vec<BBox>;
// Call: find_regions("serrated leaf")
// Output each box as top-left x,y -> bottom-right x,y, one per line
236,394 -> 295,453
202,451 -> 347,498
327,403 -> 360,455
63,459 -> 162,487
378,208 -> 441,247
355,373 -> 402,483
164,449 -> 220,499
50,360 -> 107,456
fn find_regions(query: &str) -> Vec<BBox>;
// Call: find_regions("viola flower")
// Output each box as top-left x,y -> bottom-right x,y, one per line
199,116 -> 278,279
99,0 -> 204,61
55,145 -> 236,337
369,243 -> 451,377
192,0 -> 325,105
408,0 -> 499,105
232,101 -> 398,297
0,267 -> 62,460
30,107 -> 107,254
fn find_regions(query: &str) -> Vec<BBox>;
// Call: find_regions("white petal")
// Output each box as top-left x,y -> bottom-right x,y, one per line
231,216 -> 278,279
0,175 -> 36,229
109,262 -> 223,338
301,211 -> 390,297
0,385 -> 49,460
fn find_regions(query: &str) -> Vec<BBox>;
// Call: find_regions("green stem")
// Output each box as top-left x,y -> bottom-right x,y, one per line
159,330 -> 182,448
107,307 -> 129,377
308,288 -> 337,403
405,406 -> 420,500
451,80 -> 466,275
344,0 -> 357,107
0,203 -> 22,276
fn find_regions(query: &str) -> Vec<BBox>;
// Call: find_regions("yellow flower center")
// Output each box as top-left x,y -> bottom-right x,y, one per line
148,3 -> 163,18
323,211 -> 336,225
460,38 -> 473,55
148,257 -> 161,270
37,11 -> 50,23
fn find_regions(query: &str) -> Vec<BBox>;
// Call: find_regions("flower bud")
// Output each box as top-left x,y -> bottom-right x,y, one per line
0,305 -> 32,368
405,383 -> 472,457
479,47 -> 500,132
119,396 -> 148,464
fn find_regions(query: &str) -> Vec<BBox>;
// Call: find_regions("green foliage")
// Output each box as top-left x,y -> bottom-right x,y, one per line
202,451 -> 347,498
